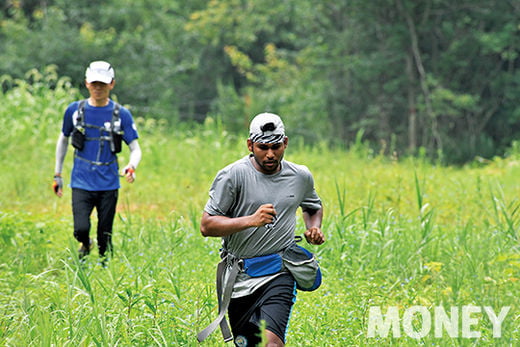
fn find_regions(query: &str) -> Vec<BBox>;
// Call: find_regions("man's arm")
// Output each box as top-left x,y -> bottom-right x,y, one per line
55,133 -> 69,175
200,204 -> 277,237
127,139 -> 142,169
53,133 -> 69,197
122,139 -> 142,183
302,207 -> 325,245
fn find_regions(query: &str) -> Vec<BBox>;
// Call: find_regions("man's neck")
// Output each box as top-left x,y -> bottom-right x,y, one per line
88,97 -> 110,107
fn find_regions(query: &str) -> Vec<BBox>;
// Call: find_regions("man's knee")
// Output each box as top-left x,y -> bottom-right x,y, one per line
265,329 -> 284,347
73,225 -> 90,243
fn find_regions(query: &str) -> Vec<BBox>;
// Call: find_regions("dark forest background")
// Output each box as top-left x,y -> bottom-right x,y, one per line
1,0 -> 519,164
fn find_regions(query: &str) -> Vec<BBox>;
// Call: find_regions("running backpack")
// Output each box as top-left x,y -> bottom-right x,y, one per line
71,99 -> 123,153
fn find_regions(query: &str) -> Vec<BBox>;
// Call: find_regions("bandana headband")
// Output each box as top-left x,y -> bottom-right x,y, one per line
249,113 -> 286,143
249,133 -> 285,144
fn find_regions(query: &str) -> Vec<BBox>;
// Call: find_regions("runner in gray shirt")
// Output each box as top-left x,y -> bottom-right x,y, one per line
200,112 -> 325,347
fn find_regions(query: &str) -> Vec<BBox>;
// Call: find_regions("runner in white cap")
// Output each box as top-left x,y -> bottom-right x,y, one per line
53,61 -> 142,263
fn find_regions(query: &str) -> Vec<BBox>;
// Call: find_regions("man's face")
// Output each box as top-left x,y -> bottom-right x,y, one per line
247,137 -> 288,174
85,80 -> 114,102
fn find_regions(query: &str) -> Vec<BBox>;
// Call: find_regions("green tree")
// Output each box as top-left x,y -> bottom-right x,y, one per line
1,0 -> 519,163
0,0 -> 211,121
294,0 -> 519,162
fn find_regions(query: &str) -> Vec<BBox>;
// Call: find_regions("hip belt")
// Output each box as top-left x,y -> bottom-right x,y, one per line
197,241 -> 322,342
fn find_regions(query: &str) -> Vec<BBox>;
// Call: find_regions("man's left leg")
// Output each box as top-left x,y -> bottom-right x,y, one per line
96,189 -> 118,258
259,274 -> 296,346
265,329 -> 285,346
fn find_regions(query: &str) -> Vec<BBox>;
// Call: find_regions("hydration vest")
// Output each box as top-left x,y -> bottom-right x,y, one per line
71,99 -> 123,155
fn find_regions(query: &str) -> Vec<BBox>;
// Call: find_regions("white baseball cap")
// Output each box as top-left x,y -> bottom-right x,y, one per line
249,112 -> 286,143
85,61 -> 115,83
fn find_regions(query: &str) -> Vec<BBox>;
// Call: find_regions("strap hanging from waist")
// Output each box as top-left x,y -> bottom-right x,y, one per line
197,257 -> 241,343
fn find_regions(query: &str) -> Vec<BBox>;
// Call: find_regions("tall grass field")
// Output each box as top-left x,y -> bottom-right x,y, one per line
1,70 -> 519,346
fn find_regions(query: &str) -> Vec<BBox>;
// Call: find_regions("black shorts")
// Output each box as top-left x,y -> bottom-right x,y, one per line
228,273 -> 296,346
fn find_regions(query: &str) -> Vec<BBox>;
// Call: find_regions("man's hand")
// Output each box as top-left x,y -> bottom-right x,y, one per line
53,174 -> 63,197
304,226 -> 325,245
121,165 -> 136,183
251,203 -> 277,227
200,205 -> 277,238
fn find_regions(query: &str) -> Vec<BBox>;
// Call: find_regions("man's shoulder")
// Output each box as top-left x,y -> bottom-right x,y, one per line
214,156 -> 251,182
66,100 -> 81,110
63,100 -> 83,120
110,100 -> 128,112
220,156 -> 250,171
282,160 -> 312,175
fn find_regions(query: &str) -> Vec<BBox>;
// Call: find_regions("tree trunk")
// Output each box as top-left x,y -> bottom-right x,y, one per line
396,0 -> 442,158
406,50 -> 417,154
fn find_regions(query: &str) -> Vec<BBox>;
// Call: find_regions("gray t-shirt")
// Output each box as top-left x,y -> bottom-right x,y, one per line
204,155 -> 322,297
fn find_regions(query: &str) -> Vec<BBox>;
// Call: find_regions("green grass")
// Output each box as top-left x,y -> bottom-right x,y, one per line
1,71 -> 519,345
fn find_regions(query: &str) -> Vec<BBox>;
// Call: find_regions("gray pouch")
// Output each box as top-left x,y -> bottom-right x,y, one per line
282,243 -> 322,291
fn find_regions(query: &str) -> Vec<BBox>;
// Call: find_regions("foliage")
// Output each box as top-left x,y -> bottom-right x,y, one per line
0,1 -> 519,162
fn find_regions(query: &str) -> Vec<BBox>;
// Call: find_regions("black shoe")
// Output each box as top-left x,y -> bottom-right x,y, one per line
78,239 -> 93,259
98,257 -> 108,268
